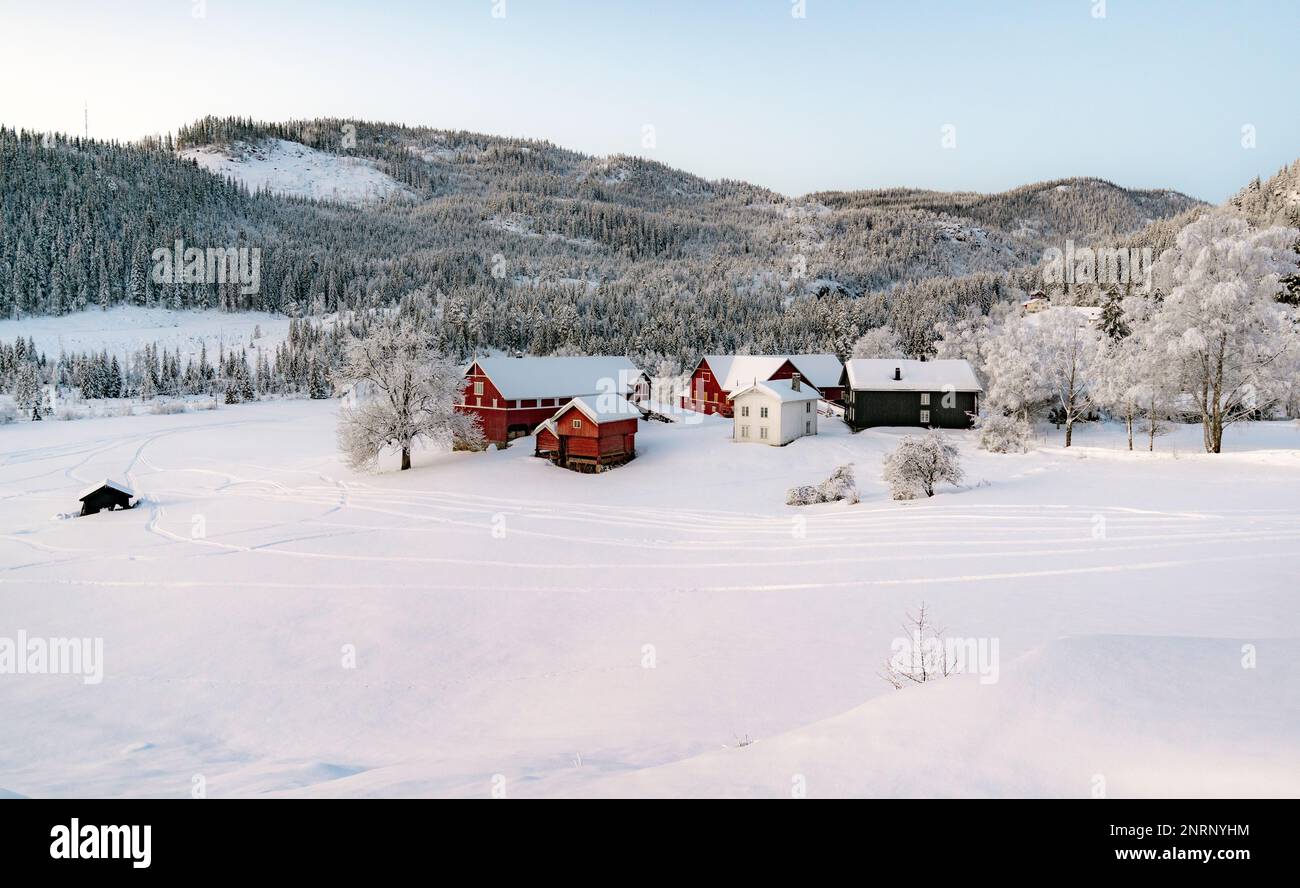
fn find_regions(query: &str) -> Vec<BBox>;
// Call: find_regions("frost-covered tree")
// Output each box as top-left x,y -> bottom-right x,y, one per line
978,313 -> 1050,421
977,413 -> 1032,453
13,362 -> 40,415
1037,307 -> 1104,447
1090,340 -> 1143,449
335,318 -> 482,471
1099,289 -> 1130,340
932,306 -> 997,365
882,431 -> 964,499
1103,291 -> 1182,451
1148,213 -> 1300,453
850,325 -> 903,359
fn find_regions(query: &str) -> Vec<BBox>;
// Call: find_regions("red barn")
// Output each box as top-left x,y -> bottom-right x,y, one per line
535,398 -> 638,472
679,354 -> 843,417
458,356 -> 647,445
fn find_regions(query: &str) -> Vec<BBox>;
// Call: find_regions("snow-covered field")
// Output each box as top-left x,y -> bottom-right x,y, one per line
2,400 -> 1298,798
179,139 -> 413,204
0,306 -> 291,366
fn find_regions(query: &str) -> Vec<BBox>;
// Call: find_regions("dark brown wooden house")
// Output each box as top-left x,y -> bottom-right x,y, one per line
535,397 -> 638,472
78,480 -> 135,516
841,359 -> 982,430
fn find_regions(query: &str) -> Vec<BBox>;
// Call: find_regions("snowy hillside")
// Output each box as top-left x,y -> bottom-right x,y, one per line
573,635 -> 1300,798
2,400 -> 1297,798
179,139 -> 413,204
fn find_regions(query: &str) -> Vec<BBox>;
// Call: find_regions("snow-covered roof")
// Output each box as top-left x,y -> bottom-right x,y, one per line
78,479 -> 135,501
701,354 -> 843,392
729,378 -> 820,403
784,354 -> 844,389
551,396 -> 642,425
469,356 -> 644,401
843,359 -> 983,393
701,355 -> 787,392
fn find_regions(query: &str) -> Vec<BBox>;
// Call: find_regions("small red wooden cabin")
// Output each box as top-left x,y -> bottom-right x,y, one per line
535,398 -> 638,472
458,356 -> 647,445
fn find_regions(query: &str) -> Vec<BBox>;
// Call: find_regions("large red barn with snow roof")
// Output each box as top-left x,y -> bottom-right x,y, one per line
458,356 -> 648,445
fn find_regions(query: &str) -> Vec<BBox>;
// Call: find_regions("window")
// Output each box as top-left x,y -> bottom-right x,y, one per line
805,421 -> 811,434
760,427 -> 768,440
473,381 -> 484,396
920,393 -> 930,406
760,406 -> 769,418
920,410 -> 930,424
740,425 -> 749,438
805,402 -> 811,413
572,419 -> 582,429
741,405 -> 749,417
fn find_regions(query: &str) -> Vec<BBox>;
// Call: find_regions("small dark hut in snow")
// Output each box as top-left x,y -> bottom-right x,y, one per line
78,480 -> 135,516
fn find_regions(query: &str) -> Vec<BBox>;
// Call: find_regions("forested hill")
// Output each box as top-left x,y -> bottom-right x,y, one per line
0,116 -> 1222,362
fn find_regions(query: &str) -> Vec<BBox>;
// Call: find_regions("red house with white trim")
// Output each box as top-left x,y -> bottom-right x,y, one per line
458,356 -> 648,445
680,354 -> 844,417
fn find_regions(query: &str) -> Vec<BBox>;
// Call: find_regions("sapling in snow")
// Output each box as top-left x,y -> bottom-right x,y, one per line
881,603 -> 955,689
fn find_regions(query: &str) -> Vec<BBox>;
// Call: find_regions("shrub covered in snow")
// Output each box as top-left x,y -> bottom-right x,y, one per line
787,463 -> 859,506
883,432 -> 963,499
978,413 -> 1032,453
150,400 -> 187,415
785,485 -> 820,506
0,401 -> 16,424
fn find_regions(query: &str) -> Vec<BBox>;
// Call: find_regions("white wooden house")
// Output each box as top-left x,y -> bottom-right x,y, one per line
730,374 -> 819,445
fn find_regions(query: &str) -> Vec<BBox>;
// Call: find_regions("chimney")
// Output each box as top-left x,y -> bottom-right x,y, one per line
790,372 -> 801,392
893,367 -> 902,381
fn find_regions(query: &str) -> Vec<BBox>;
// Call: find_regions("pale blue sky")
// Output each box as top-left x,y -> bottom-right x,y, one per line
2,0 -> 1296,201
